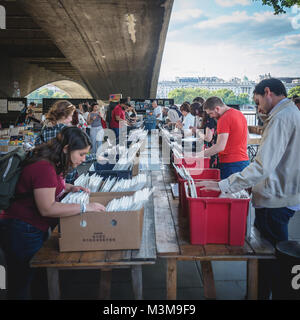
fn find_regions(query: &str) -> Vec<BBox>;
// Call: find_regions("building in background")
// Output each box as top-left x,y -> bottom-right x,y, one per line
157,75 -> 299,99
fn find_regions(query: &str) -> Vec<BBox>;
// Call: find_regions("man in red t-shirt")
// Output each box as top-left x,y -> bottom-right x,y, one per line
201,97 -> 249,179
109,101 -> 127,140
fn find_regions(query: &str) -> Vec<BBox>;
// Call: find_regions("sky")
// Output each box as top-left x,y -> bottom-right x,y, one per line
158,0 -> 300,81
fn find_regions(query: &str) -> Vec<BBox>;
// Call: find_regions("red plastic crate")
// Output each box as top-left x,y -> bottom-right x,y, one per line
174,156 -> 210,169
184,182 -> 250,246
175,168 -> 220,215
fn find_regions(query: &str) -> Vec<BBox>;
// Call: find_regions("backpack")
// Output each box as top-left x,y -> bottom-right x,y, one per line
0,147 -> 27,210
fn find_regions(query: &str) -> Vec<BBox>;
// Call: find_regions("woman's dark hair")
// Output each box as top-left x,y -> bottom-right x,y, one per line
82,104 -> 89,113
71,110 -> 79,126
193,97 -> 205,104
23,126 -> 92,177
190,102 -> 209,129
253,78 -> 287,97
190,102 -> 202,116
91,103 -> 99,112
180,102 -> 191,113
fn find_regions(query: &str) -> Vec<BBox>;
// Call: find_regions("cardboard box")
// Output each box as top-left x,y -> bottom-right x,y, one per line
59,192 -> 144,252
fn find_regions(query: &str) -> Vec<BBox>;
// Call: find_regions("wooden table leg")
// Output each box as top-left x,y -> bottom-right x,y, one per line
47,268 -> 60,300
247,259 -> 258,300
131,265 -> 143,300
167,258 -> 177,300
200,261 -> 216,299
99,269 -> 112,300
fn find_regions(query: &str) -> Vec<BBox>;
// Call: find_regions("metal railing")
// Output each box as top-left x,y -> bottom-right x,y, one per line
242,111 -> 258,126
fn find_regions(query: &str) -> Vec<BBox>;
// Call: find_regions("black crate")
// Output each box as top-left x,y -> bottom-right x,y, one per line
91,161 -> 133,179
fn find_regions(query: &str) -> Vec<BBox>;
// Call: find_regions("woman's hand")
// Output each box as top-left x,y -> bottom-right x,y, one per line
190,126 -> 197,134
196,180 -> 220,192
86,202 -> 106,212
176,121 -> 183,129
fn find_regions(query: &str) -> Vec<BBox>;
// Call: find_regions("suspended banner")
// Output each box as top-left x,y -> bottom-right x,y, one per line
0,99 -> 7,114
7,100 -> 25,112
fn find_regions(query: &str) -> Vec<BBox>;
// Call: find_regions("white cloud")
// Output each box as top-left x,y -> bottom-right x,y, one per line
195,10 -> 248,29
158,40 -> 297,81
171,9 -> 203,22
215,0 -> 250,7
195,10 -> 289,30
158,2 -> 299,81
274,34 -> 300,48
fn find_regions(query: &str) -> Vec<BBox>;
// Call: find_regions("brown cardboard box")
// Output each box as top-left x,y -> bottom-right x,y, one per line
59,192 -> 144,252
89,191 -> 135,198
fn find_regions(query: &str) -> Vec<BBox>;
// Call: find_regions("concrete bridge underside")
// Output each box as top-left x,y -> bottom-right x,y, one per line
0,0 -> 174,99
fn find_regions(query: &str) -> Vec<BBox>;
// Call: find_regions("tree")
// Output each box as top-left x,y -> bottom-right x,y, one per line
238,93 -> 250,105
168,87 -> 213,104
52,91 -> 69,98
255,0 -> 300,14
26,86 -> 70,101
167,87 -> 252,106
168,88 -> 187,104
288,86 -> 300,98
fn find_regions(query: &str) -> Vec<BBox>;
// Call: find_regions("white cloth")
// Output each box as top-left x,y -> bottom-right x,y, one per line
78,113 -> 87,127
167,109 -> 180,123
83,112 -> 91,129
182,113 -> 195,130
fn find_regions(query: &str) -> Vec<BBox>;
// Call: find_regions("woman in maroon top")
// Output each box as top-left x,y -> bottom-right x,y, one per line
0,127 -> 105,299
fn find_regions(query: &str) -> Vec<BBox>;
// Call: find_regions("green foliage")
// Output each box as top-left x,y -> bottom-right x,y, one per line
26,86 -> 70,101
168,88 -> 250,106
168,88 -> 211,104
254,0 -> 300,14
288,86 -> 300,98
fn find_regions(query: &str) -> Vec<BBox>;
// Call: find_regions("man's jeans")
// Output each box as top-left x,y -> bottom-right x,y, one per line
254,207 -> 295,299
0,219 -> 47,299
112,128 -> 119,144
254,207 -> 295,247
219,160 -> 250,179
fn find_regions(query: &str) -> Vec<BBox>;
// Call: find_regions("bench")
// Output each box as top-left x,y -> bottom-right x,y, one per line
30,171 -> 156,300
152,167 -> 275,300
